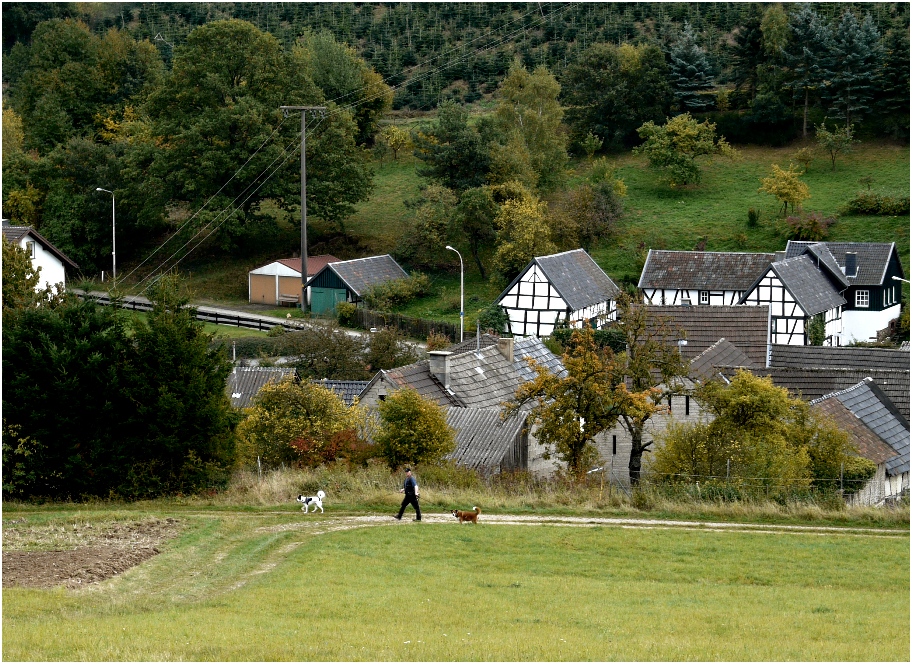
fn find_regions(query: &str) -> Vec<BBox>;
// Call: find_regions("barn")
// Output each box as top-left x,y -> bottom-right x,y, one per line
248,255 -> 339,306
305,254 -> 409,315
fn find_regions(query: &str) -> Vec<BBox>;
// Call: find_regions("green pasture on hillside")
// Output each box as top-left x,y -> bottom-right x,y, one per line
3,510 -> 908,661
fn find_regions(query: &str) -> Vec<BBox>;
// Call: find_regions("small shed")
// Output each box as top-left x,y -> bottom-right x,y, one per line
305,254 -> 409,315
248,255 -> 339,306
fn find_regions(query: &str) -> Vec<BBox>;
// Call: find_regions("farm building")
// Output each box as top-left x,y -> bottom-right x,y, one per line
496,249 -> 620,338
305,254 -> 409,315
248,255 -> 339,306
226,367 -> 296,408
444,407 -> 529,475
2,223 -> 79,291
810,379 -> 910,506
638,250 -> 774,306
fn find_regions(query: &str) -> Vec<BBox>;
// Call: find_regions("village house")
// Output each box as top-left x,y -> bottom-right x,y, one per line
226,367 -> 296,408
638,249 -> 775,306
496,249 -> 620,338
2,223 -> 79,291
810,379 -> 909,506
248,254 -> 339,307
304,254 -> 409,316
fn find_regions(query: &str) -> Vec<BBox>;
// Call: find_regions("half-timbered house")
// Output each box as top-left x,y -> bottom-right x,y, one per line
496,249 -> 620,338
638,250 -> 774,306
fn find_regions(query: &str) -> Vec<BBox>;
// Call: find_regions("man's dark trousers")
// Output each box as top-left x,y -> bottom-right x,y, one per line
397,494 -> 421,520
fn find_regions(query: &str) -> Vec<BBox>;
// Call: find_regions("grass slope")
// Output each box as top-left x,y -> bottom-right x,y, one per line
3,511 -> 908,661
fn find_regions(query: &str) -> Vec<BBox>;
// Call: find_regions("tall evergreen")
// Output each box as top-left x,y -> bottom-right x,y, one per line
668,22 -> 716,112
872,29 -> 910,140
826,10 -> 882,130
729,6 -> 764,101
782,4 -> 833,138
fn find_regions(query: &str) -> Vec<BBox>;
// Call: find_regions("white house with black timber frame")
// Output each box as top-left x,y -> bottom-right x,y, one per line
496,249 -> 620,338
783,241 -> 904,344
739,242 -> 848,346
638,250 -> 774,306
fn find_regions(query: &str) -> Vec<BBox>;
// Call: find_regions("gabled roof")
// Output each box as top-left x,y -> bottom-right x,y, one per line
644,305 -> 770,368
445,407 -> 527,473
253,255 -> 340,277
721,366 -> 910,422
372,360 -> 464,407
810,379 -> 910,476
811,397 -> 900,467
226,367 -> 296,408
2,225 -> 79,269
689,339 -> 755,382
309,254 -> 408,297
513,336 -> 567,382
797,243 -> 850,288
743,255 -> 846,315
770,344 -> 910,372
447,345 -> 523,409
501,249 -> 620,312
313,379 -> 369,406
638,250 -> 775,291
786,241 -> 902,286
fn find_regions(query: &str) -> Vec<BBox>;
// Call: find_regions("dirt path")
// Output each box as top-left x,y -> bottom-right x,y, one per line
3,513 -> 906,590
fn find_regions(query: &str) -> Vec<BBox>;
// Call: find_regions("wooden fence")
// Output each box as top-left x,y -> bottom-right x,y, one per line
352,307 -> 458,342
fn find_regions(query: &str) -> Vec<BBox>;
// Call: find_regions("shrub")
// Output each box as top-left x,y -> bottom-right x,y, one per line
267,325 -> 286,337
790,146 -> 814,172
550,326 -> 626,353
361,273 -> 432,311
839,192 -> 910,216
476,302 -> 510,335
425,331 -> 451,351
783,211 -> 836,241
336,301 -> 358,327
747,207 -> 761,228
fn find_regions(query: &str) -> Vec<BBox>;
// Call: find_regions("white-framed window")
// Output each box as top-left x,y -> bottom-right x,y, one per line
855,290 -> 869,308
25,241 -> 35,258
699,290 -> 709,305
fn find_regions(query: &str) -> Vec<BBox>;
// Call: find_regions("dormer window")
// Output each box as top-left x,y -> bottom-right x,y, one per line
855,290 -> 869,308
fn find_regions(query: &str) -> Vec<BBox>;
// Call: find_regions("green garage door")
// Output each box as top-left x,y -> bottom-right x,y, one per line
311,287 -> 348,316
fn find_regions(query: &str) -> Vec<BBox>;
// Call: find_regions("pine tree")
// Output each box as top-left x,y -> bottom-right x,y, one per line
730,6 -> 764,101
782,4 -> 833,138
668,22 -> 716,112
872,29 -> 910,140
826,11 -> 882,129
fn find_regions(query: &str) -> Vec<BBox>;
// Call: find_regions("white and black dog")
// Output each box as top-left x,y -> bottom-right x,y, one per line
296,490 -> 326,513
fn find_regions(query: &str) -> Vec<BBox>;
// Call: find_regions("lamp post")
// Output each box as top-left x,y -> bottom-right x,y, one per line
95,188 -> 115,283
445,245 -> 464,342
892,276 -> 910,284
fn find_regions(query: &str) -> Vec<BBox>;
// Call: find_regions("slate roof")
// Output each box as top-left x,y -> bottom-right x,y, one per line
447,345 -> 523,409
644,305 -> 770,368
689,339 -> 755,382
810,379 -> 910,476
379,360 -> 464,407
444,407 -> 527,473
721,366 -> 910,422
786,241 -> 902,286
313,379 -> 369,406
811,395 -> 900,467
515,249 -> 621,311
513,336 -> 567,382
226,367 -> 296,408
797,243 -> 850,288
638,250 -> 775,291
2,225 -> 79,269
320,254 -> 409,297
446,333 -> 501,354
770,344 -> 910,372
753,255 -> 847,315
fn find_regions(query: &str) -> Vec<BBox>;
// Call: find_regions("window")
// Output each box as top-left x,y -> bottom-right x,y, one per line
855,290 -> 869,308
25,241 -> 35,258
699,290 -> 709,305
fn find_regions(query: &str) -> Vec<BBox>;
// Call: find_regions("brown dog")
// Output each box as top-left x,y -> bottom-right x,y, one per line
452,506 -> 480,524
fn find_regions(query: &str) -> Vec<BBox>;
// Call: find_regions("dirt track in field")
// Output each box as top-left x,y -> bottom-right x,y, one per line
3,513 -> 906,590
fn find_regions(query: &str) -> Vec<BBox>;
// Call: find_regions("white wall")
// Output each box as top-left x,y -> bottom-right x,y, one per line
17,236 -> 67,291
841,305 -> 901,344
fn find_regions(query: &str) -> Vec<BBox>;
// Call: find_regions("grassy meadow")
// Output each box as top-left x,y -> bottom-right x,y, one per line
2,503 -> 908,661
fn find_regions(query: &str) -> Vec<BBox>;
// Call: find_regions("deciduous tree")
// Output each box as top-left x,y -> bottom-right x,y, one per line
815,121 -> 857,170
413,100 -> 490,193
491,195 -> 556,281
758,163 -> 810,215
376,388 -> 455,470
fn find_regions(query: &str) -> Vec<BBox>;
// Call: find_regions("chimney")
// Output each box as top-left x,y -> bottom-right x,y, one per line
428,351 -> 452,388
497,336 -> 514,363
845,252 -> 858,278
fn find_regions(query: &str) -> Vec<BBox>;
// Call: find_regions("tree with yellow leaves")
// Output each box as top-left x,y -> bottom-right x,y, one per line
758,162 -> 810,215
491,194 -> 556,281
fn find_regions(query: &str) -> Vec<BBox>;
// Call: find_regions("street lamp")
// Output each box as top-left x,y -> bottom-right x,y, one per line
445,245 -> 464,342
95,188 -> 115,283
892,276 -> 910,284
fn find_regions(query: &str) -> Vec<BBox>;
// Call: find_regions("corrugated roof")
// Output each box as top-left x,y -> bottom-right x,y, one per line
638,250 -> 774,291
2,225 -> 79,269
811,380 -> 909,476
786,241 -> 900,285
533,249 -> 620,311
313,379 -> 369,406
770,345 -> 910,372
444,407 -> 527,472
226,367 -> 296,408
811,397 -> 900,467
645,305 -> 770,368
767,255 -> 846,315
689,339 -> 755,381
326,254 -> 409,297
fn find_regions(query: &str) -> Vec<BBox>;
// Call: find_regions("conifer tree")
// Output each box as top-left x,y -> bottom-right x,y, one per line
782,4 -> 833,138
872,29 -> 910,140
668,23 -> 716,112
826,11 -> 882,129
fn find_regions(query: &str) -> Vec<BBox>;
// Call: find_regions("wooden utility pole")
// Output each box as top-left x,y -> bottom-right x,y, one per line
280,106 -> 326,312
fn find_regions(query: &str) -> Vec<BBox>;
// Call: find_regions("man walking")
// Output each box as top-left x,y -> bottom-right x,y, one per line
395,467 -> 421,521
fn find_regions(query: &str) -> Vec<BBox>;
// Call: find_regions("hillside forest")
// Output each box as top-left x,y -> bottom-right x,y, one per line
1,2 -> 909,301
